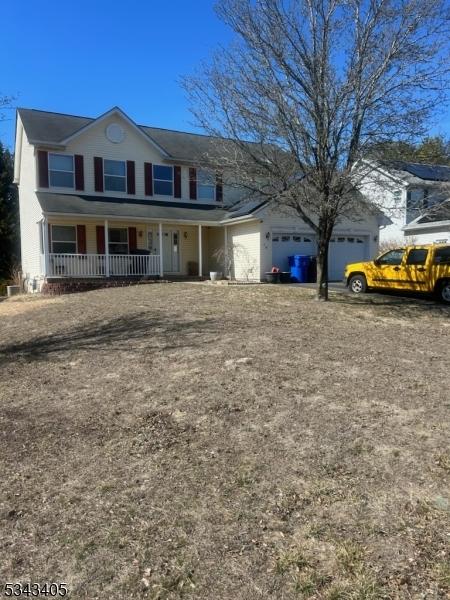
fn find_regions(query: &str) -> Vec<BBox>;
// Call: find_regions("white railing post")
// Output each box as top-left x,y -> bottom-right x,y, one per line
42,218 -> 50,276
104,220 -> 110,277
224,226 -> 228,279
198,224 -> 203,277
159,223 -> 164,278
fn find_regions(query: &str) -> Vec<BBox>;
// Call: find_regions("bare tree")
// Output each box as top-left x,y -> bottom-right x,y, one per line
0,94 -> 16,122
183,0 -> 450,299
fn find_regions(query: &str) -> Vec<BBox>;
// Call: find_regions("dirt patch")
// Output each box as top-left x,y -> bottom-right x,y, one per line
0,285 -> 448,599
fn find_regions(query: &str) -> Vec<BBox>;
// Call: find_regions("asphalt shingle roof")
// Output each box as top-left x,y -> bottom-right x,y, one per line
18,108 -> 239,163
36,193 -> 264,223
384,160 -> 450,182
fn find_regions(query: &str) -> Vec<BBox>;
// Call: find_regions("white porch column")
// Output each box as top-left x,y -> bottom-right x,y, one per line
42,218 -> 49,276
158,222 -> 164,278
104,219 -> 109,277
198,224 -> 203,277
224,226 -> 228,279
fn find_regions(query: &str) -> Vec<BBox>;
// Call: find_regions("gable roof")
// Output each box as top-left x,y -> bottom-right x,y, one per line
60,107 -> 169,156
18,107 -> 239,163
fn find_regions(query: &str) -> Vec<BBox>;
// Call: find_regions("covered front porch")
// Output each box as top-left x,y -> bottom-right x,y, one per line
40,217 -> 226,280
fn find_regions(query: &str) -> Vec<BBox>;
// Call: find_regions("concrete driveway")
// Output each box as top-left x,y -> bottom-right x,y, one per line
290,280 -> 444,305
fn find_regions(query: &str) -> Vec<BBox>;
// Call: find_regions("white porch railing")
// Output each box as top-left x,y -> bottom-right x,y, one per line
46,254 -> 160,278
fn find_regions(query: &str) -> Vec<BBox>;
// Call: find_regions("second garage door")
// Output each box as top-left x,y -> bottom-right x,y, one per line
328,236 -> 369,281
272,233 -> 316,271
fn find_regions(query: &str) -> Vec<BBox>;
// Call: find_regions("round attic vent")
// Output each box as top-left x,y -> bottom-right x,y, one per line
106,123 -> 125,144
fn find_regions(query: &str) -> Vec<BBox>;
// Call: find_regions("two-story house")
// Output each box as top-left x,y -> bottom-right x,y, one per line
358,160 -> 450,246
14,106 -> 384,291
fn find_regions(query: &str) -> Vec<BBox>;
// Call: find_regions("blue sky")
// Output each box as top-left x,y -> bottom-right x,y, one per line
2,0 -> 449,151
1,0 -> 232,149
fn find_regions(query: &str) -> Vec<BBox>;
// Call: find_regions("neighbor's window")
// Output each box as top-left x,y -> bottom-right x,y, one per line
49,153 -> 74,188
104,160 -> 126,192
434,246 -> 450,264
153,165 -> 173,196
406,249 -> 428,266
51,225 -> 76,254
197,169 -> 215,201
378,249 -> 405,266
109,228 -> 128,254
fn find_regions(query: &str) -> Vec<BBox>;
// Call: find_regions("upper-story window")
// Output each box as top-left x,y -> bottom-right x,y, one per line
153,165 -> 173,196
197,169 -> 215,201
104,160 -> 126,192
49,154 -> 74,188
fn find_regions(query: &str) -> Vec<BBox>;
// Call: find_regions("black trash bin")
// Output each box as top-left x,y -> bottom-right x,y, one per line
308,256 -> 317,283
129,249 -> 151,275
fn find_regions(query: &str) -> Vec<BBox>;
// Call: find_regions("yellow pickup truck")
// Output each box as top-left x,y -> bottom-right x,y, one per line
344,244 -> 450,303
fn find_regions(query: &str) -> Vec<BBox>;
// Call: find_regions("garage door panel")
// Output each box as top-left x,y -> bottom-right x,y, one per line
328,236 -> 368,281
272,233 -> 316,271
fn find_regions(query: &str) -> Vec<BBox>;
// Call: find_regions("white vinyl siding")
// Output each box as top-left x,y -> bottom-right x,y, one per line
18,122 -> 45,286
228,221 -> 261,281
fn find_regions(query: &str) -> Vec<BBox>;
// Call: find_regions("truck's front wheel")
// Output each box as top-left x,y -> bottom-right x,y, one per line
437,280 -> 450,304
349,274 -> 367,294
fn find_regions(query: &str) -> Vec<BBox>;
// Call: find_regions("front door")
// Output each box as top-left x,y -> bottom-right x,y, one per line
159,229 -> 180,273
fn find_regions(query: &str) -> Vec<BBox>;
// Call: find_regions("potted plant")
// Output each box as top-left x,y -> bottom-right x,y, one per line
265,266 -> 281,283
210,246 -> 232,281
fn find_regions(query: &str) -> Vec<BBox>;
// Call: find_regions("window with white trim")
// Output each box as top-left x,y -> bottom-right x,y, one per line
49,154 -> 74,188
51,225 -> 77,254
197,169 -> 215,201
153,165 -> 173,196
104,160 -> 126,192
109,228 -> 128,254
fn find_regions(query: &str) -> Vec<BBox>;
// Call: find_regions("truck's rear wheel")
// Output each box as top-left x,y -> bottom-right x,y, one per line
437,280 -> 450,304
349,274 -> 367,294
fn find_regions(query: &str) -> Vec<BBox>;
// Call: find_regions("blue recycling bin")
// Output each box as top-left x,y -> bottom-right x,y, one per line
288,255 -> 311,283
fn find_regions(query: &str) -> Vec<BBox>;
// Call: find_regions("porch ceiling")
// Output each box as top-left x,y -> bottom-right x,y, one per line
37,192 -> 229,224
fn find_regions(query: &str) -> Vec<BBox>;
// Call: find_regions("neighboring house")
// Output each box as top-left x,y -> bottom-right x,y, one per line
358,160 -> 450,245
14,107 -> 384,290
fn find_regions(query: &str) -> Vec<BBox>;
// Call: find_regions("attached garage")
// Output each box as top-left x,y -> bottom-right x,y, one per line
271,230 -> 370,281
328,235 -> 369,281
272,232 -> 316,271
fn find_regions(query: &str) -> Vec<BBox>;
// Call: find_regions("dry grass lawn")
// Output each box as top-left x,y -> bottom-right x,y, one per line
0,284 -> 449,599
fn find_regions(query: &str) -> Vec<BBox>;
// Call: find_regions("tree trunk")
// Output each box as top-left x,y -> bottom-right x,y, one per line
316,235 -> 330,301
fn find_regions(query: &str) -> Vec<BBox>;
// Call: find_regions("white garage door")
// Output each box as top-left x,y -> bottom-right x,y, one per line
272,233 -> 316,271
328,236 -> 368,281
